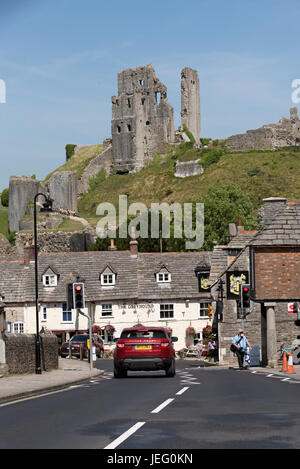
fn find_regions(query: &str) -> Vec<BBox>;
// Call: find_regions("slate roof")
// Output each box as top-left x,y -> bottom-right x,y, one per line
0,250 -> 212,304
252,202 -> 300,246
227,230 -> 257,249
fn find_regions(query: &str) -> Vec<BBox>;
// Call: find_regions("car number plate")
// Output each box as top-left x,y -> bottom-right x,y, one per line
134,345 -> 152,350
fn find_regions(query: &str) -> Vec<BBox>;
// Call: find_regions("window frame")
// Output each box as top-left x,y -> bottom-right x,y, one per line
100,273 -> 116,286
13,321 -> 24,334
160,303 -> 174,319
199,302 -> 210,318
101,303 -> 113,317
62,303 -> 72,323
156,272 -> 171,283
43,274 -> 57,287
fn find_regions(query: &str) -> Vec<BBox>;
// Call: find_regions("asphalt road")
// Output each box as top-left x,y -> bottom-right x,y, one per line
1,359 -> 300,449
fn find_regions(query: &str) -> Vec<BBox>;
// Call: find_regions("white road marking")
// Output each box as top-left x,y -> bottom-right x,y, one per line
281,378 -> 291,381
104,421 -> 146,449
267,374 -> 274,377
176,387 -> 189,395
151,398 -> 174,414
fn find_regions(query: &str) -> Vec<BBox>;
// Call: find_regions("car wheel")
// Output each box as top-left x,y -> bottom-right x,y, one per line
165,359 -> 176,377
114,365 -> 127,378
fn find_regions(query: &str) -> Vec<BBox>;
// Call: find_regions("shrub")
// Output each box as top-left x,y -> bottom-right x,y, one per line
65,144 -> 77,161
1,188 -> 9,207
182,125 -> 195,145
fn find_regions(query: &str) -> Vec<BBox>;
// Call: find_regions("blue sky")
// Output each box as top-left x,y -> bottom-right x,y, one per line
0,0 -> 299,190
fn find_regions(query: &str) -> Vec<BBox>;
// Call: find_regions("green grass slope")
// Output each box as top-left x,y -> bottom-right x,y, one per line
78,145 -> 300,226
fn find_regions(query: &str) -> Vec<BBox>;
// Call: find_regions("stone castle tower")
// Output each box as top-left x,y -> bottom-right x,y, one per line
181,67 -> 201,145
111,64 -> 175,173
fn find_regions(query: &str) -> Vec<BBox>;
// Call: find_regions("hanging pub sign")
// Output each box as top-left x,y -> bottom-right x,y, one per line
226,271 -> 249,300
194,265 -> 211,293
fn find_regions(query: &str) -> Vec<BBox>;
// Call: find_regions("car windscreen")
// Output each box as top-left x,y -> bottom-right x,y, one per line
120,330 -> 167,339
70,335 -> 88,342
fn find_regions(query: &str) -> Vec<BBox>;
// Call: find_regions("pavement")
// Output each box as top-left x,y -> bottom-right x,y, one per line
0,357 -> 104,403
0,357 -> 300,405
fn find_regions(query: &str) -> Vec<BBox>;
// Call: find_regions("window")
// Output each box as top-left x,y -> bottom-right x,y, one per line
43,274 -> 57,287
199,303 -> 210,318
160,304 -> 174,319
101,304 -> 113,317
13,322 -> 24,334
62,303 -> 72,322
156,272 -> 171,283
101,273 -> 116,286
100,329 -> 114,344
42,307 -> 47,321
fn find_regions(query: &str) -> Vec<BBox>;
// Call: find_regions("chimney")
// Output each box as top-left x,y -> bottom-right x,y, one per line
263,197 -> 287,226
237,216 -> 244,234
108,239 -> 117,251
228,223 -> 237,241
129,227 -> 138,257
24,238 -> 37,267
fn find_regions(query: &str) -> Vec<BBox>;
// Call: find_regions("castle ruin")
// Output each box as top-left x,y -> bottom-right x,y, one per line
111,64 -> 176,173
226,107 -> 300,151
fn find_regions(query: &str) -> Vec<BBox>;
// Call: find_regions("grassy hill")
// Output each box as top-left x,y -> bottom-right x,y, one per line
44,144 -> 104,182
78,144 -> 300,226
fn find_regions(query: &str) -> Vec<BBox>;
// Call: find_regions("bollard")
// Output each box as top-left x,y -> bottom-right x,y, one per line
80,344 -> 83,360
69,340 -> 72,360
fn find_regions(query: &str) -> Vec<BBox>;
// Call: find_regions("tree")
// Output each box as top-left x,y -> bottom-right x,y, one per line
193,184 -> 258,251
1,188 -> 9,207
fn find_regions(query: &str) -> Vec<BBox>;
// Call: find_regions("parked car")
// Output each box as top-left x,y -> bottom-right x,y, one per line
60,334 -> 104,359
113,326 -> 178,378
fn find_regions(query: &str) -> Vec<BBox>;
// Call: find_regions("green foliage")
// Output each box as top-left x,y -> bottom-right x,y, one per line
200,138 -> 212,146
7,231 -> 16,246
193,184 -> 258,251
1,188 -> 9,207
88,168 -> 106,192
65,144 -> 77,161
182,124 -> 195,144
200,149 -> 224,169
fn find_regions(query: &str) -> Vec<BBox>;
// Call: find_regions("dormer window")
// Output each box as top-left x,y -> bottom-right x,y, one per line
100,265 -> 116,286
156,265 -> 171,283
42,266 -> 59,287
43,274 -> 57,287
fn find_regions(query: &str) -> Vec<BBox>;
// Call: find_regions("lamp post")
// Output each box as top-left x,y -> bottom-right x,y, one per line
33,192 -> 53,374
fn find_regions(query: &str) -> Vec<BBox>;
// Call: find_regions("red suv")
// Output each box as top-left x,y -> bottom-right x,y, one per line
113,326 -> 178,378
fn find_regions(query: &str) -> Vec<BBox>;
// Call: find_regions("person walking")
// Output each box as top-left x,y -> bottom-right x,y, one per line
232,330 -> 252,370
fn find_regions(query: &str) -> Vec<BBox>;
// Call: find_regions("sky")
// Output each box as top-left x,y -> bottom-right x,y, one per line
0,0 -> 299,190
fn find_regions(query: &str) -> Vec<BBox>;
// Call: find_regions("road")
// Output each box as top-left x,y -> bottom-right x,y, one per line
1,359 -> 300,449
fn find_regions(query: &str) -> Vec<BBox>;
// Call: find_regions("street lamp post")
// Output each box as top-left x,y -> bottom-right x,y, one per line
33,192 -> 52,374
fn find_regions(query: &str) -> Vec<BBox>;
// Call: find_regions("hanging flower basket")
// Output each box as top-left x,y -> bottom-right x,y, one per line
92,325 -> 101,334
102,325 -> 115,335
185,326 -> 196,337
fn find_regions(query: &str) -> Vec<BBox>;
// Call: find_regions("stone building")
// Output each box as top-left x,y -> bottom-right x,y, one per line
210,197 -> 300,366
0,237 -> 213,351
111,64 -> 175,173
226,107 -> 300,152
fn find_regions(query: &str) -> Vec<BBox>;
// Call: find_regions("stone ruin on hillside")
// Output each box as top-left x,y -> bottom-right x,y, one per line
226,107 -> 300,151
8,65 -> 201,234
111,64 -> 201,173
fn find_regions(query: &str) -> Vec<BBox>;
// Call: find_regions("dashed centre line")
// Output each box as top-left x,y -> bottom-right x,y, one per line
151,398 -> 174,414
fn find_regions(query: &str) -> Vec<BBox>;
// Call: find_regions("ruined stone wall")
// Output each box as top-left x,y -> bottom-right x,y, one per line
181,67 -> 201,145
8,177 -> 46,233
226,107 -> 300,152
4,333 -> 58,374
111,64 -> 175,173
174,159 -> 203,178
46,171 -> 78,212
78,145 -> 113,194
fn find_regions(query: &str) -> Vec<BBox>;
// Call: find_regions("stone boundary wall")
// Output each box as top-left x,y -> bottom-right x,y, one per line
4,333 -> 58,374
15,229 -> 96,253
